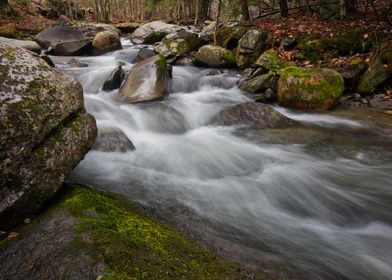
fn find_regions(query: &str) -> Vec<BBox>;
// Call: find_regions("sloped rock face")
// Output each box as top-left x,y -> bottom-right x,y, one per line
0,44 -> 97,229
210,102 -> 298,129
278,66 -> 344,110
357,47 -> 392,94
117,55 -> 171,103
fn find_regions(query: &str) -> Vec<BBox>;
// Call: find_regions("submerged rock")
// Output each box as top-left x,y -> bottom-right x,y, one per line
102,65 -> 124,91
195,45 -> 236,68
210,102 -> 298,129
0,44 -> 97,229
92,126 -> 135,152
278,66 -> 344,110
68,58 -> 88,67
117,55 -> 171,103
0,36 -> 41,54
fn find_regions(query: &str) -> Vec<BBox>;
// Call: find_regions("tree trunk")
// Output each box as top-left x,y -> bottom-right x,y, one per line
214,0 -> 221,46
279,0 -> 289,17
240,0 -> 251,21
340,0 -> 347,18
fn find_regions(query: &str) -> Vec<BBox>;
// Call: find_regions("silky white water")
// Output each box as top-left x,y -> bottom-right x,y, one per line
56,39 -> 392,280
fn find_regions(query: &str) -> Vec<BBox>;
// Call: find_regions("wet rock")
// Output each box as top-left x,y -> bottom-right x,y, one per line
195,45 -> 236,68
50,38 -> 92,56
357,47 -> 392,94
278,66 -> 344,110
68,58 -> 88,67
174,56 -> 196,66
168,29 -> 200,51
115,22 -> 142,33
210,102 -> 298,129
117,55 -> 171,103
130,21 -> 181,44
131,48 -> 156,63
254,49 -> 287,72
40,55 -> 55,67
0,36 -> 41,54
102,66 -> 124,91
236,29 -> 272,69
92,127 -> 135,152
240,71 -> 278,93
369,94 -> 392,109
0,44 -> 97,229
92,31 -> 122,54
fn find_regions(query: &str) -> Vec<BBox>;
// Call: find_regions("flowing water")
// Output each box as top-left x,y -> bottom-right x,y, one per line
55,39 -> 392,280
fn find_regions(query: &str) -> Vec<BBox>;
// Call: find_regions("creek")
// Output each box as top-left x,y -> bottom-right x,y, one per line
53,38 -> 392,280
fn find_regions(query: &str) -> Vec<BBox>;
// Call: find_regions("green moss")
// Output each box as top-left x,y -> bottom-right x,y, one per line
279,66 -> 344,109
3,48 -> 16,62
223,49 -> 236,65
61,187 -> 272,280
255,49 -> 287,72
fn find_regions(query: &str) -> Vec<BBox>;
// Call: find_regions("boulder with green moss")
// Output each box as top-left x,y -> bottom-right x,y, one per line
236,29 -> 272,69
0,44 -> 97,229
254,49 -> 287,72
117,55 -> 172,103
357,47 -> 392,94
216,22 -> 248,49
195,45 -> 236,68
154,38 -> 191,59
278,66 -> 344,110
0,186 -> 274,280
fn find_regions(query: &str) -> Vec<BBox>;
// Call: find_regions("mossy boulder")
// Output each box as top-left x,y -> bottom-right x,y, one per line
195,45 -> 236,68
154,38 -> 191,59
357,47 -> 392,94
254,49 -> 287,72
0,44 -> 97,229
236,29 -> 272,69
0,186 -> 274,280
117,55 -> 172,103
334,30 -> 373,55
92,31 -> 122,55
240,71 -> 278,93
216,22 -> 248,49
278,66 -> 344,110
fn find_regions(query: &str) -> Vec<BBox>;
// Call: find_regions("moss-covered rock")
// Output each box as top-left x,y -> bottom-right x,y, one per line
0,186 -> 275,280
278,66 -> 344,110
216,22 -> 248,49
118,55 -> 172,103
334,30 -> 374,55
195,45 -> 236,68
357,46 -> 392,94
0,44 -> 97,229
154,38 -> 191,59
236,29 -> 272,69
254,49 -> 287,72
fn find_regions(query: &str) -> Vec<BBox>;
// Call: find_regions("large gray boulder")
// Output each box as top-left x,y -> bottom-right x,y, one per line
0,44 -> 97,229
236,29 -> 272,69
0,36 -> 41,54
130,21 -> 181,44
195,45 -> 236,68
117,55 -> 171,103
210,102 -> 298,129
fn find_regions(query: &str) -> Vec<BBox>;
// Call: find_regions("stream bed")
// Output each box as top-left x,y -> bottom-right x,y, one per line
55,39 -> 392,280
